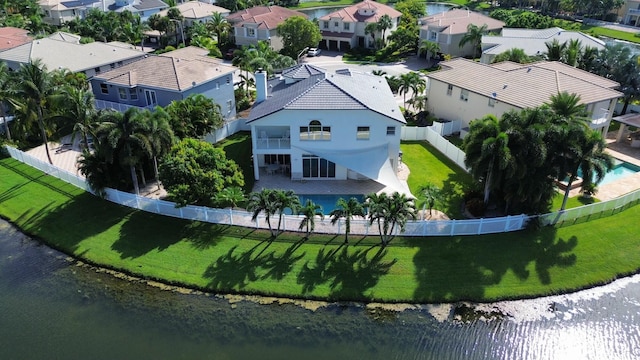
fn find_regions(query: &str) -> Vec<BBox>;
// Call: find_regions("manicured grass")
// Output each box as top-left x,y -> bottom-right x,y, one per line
551,192 -> 599,211
582,26 -> 640,44
401,141 -> 474,218
2,157 -> 640,303
216,131 -> 254,193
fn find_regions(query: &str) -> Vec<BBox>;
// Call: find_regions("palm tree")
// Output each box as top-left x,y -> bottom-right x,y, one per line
11,59 -> 57,164
145,107 -> 174,186
96,108 -> 151,195
0,62 -> 13,141
491,48 -> 533,64
274,189 -> 300,236
565,39 -> 582,67
418,40 -> 440,60
247,188 -> 280,237
366,192 -> 416,246
207,12 -> 231,46
365,22 -> 379,49
459,23 -> 488,59
547,92 -> 585,118
419,183 -> 442,217
50,86 -> 97,150
213,186 -> 246,209
463,114 -> 513,205
329,197 -> 366,244
544,39 -> 567,61
377,14 -> 393,45
298,199 -> 324,238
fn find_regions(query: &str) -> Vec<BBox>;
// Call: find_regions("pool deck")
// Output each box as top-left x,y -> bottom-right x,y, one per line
598,133 -> 640,201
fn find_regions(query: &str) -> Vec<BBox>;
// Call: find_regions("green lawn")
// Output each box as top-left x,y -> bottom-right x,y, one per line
3,156 -> 639,303
216,131 -> 254,193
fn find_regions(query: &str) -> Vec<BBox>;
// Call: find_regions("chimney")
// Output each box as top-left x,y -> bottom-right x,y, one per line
255,68 -> 268,103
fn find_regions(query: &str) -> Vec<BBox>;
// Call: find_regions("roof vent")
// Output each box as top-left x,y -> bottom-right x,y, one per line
492,92 -> 497,98
503,84 -> 507,89
527,67 -> 531,73
192,81 -> 196,86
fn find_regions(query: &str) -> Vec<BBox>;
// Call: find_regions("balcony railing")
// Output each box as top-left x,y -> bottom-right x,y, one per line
95,99 -> 150,113
256,137 -> 291,149
628,9 -> 640,15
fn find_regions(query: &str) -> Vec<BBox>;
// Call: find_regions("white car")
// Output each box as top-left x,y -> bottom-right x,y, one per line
307,48 -> 321,57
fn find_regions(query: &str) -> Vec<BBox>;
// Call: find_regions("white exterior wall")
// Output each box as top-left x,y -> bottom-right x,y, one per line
250,109 -> 402,181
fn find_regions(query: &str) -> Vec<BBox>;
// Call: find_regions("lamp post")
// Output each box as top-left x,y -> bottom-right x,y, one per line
170,19 -> 186,47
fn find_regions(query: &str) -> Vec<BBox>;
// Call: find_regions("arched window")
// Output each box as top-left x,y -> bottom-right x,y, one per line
300,120 -> 331,140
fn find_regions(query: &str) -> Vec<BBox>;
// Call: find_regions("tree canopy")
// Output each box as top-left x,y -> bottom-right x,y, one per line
277,16 -> 322,59
165,94 -> 225,139
159,138 -> 244,207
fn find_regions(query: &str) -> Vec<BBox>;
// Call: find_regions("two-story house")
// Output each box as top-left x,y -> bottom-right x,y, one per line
156,1 -> 230,28
419,9 -> 504,58
108,0 -> 169,21
39,0 -> 103,25
318,0 -> 401,51
0,32 -> 146,77
246,64 -> 408,194
226,5 -> 307,51
621,0 -> 640,25
90,46 -> 238,119
426,58 -> 623,137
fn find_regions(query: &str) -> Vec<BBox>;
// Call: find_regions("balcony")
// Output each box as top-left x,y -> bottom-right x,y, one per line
95,99 -> 150,113
256,137 -> 291,149
628,8 -> 640,15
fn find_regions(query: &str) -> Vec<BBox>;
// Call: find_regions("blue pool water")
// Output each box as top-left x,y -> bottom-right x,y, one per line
579,161 -> 640,186
297,194 -> 365,213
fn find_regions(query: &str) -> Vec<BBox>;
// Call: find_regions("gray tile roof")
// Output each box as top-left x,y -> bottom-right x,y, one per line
482,27 -> 605,57
281,63 -> 326,80
93,46 -> 237,91
247,66 -> 405,123
428,58 -> 623,109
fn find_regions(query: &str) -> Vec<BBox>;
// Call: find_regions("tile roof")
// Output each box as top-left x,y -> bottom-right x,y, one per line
420,9 -> 504,35
93,46 -> 237,91
0,35 -> 145,72
226,5 -> 307,30
247,66 -> 404,123
319,0 -> 401,23
427,58 -> 622,109
482,27 -> 605,57
157,1 -> 230,19
0,27 -> 32,51
281,63 -> 326,80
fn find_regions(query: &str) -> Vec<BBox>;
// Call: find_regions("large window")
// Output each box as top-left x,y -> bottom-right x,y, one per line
247,27 -> 256,37
302,155 -> 335,178
323,21 -> 329,29
357,126 -> 370,140
300,120 -> 331,140
343,22 -> 350,30
100,83 -> 109,94
129,88 -> 138,101
429,31 -> 437,41
118,88 -> 127,100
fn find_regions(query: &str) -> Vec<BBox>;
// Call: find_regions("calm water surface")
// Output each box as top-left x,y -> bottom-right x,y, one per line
1,218 -> 640,360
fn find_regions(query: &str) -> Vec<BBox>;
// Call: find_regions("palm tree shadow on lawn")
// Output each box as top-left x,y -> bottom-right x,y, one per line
409,226 -> 577,302
203,239 -> 274,290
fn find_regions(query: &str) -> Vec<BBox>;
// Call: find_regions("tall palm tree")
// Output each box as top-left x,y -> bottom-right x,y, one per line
463,114 -> 513,205
366,192 -> 416,246
565,39 -> 582,67
298,199 -> 324,238
459,23 -> 488,59
247,188 -> 280,237
50,86 -> 97,150
274,189 -> 300,236
329,197 -> 366,244
419,183 -> 442,216
377,14 -> 393,45
145,107 -> 174,185
365,22 -> 379,49
207,12 -> 231,46
11,59 -> 57,164
547,91 -> 585,118
418,40 -> 440,60
96,108 -> 151,195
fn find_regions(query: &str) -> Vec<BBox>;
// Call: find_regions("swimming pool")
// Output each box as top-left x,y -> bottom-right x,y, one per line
297,194 -> 365,213
579,160 -> 640,186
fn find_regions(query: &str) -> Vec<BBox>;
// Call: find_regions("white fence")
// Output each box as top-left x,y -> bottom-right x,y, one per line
5,142 -> 640,237
401,125 -> 467,171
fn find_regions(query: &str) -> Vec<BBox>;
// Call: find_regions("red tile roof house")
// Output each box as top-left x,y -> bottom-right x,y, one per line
419,9 -> 505,58
0,27 -> 32,52
226,5 -> 307,51
318,0 -> 401,51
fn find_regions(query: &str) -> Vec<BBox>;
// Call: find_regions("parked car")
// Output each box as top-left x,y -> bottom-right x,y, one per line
307,48 -> 321,57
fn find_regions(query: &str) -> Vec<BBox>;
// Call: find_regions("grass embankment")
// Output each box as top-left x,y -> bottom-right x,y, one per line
2,157 -> 640,303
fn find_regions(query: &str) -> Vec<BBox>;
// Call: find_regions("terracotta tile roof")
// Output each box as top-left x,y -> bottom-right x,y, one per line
226,5 -> 307,30
319,0 -> 401,23
0,27 -> 32,51
427,58 -> 622,109
420,9 -> 504,35
93,46 -> 237,91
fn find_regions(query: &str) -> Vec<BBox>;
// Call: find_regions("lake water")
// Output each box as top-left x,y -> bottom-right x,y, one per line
2,217 -> 640,359
300,3 -> 454,20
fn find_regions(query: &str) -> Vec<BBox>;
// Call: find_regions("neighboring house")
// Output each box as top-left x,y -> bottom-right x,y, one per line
0,27 -> 33,52
426,58 -> 623,136
40,0 -> 169,25
226,5 -> 307,51
0,32 -> 146,77
621,0 -> 640,25
419,9 -> 505,58
480,27 -> 605,64
318,0 -> 402,51
90,46 -> 238,119
157,1 -> 230,27
246,64 -> 408,194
